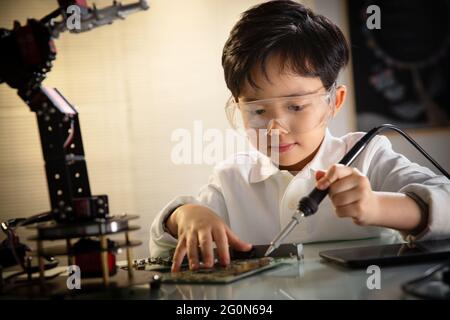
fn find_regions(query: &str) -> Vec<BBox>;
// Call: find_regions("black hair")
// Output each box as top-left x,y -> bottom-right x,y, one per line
222,0 -> 349,98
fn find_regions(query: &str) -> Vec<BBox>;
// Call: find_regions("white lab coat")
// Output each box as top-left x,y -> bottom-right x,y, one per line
149,129 -> 450,258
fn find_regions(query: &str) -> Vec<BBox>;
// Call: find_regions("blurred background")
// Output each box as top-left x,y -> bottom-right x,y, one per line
0,0 -> 449,258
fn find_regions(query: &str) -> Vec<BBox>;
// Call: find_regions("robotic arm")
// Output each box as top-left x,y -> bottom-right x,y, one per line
47,0 -> 150,37
0,0 -> 149,223
0,0 -> 148,287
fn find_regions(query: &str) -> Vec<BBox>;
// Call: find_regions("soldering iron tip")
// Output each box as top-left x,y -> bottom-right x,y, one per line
264,245 -> 275,257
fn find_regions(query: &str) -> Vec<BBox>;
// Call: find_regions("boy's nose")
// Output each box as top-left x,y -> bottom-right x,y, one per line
267,119 -> 289,135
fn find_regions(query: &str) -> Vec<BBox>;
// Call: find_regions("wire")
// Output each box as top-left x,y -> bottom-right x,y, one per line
1,211 -> 52,273
63,119 -> 75,149
4,270 -> 64,289
402,258 -> 450,299
3,211 -> 52,229
6,229 -> 26,271
373,124 -> 450,180
3,270 -> 26,283
16,211 -> 53,227
40,8 -> 61,24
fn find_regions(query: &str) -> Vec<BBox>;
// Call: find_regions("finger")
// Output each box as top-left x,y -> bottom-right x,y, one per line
212,228 -> 230,266
334,201 -> 361,219
226,228 -> 252,252
171,238 -> 187,272
331,187 -> 363,207
328,173 -> 362,197
186,234 -> 200,270
315,170 -> 326,181
317,164 -> 354,190
198,231 -> 214,268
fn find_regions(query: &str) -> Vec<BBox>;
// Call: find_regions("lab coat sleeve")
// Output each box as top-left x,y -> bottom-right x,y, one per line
149,170 -> 229,258
365,135 -> 450,241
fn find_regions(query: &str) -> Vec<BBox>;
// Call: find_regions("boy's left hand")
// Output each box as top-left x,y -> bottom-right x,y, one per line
315,164 -> 380,226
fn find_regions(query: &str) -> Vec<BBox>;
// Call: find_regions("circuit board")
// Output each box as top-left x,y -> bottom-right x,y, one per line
129,243 -> 303,284
160,257 -> 285,284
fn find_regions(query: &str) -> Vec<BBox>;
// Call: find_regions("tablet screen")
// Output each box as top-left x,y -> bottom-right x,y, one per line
319,239 -> 450,268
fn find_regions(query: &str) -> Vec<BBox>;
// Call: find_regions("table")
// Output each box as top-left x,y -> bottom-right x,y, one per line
1,236 -> 443,299
147,236 -> 441,300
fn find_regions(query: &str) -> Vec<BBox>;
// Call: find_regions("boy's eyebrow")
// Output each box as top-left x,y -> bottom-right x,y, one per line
240,88 -> 321,102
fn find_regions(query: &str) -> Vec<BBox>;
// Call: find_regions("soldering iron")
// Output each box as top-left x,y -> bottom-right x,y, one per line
264,124 -> 450,257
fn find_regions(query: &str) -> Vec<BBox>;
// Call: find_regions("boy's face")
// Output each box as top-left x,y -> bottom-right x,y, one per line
238,55 -> 345,171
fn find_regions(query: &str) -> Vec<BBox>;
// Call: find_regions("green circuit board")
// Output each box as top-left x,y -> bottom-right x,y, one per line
129,243 -> 302,284
130,256 -> 287,284
161,257 -> 284,284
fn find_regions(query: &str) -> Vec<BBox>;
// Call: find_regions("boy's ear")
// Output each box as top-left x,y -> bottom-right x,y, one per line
332,85 -> 347,117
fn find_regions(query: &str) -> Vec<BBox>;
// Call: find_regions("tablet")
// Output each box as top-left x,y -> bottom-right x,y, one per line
319,239 -> 450,268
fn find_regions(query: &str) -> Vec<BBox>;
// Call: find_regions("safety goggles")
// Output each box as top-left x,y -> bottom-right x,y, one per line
225,84 -> 337,135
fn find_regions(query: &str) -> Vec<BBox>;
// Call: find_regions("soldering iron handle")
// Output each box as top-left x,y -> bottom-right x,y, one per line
298,126 -> 382,217
298,187 -> 329,216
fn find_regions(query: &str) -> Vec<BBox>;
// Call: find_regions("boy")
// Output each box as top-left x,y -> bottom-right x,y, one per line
150,0 -> 450,272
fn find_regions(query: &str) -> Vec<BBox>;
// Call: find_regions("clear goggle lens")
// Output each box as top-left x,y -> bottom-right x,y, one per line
225,84 -> 336,135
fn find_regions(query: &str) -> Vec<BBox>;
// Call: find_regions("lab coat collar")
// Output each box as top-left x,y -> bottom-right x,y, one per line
248,128 -> 347,183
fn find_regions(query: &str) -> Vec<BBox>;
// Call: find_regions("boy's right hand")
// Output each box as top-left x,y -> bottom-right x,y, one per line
165,203 -> 252,272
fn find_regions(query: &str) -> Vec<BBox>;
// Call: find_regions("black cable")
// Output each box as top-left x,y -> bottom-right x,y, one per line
40,8 -> 61,24
1,212 -> 52,273
4,270 -> 64,289
16,211 -> 53,227
3,211 -> 53,230
6,229 -> 25,271
63,119 -> 75,149
402,258 -> 450,299
372,124 -> 450,179
3,270 -> 26,283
